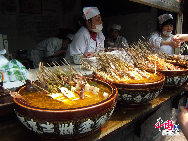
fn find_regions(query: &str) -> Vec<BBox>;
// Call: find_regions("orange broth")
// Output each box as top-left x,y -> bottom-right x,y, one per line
116,73 -> 163,84
19,83 -> 112,109
99,72 -> 163,84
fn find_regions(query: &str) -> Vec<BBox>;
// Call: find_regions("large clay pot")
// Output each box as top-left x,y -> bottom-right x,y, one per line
13,78 -> 118,139
158,69 -> 188,87
93,72 -> 165,107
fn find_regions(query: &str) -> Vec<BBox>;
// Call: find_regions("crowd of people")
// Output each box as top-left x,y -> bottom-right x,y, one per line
29,7 -> 185,68
28,7 -> 130,67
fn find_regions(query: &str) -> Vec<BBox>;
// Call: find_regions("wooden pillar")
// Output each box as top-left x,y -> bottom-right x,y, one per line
183,0 -> 188,33
174,13 -> 183,54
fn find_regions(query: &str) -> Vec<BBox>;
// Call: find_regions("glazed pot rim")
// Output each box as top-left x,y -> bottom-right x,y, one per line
93,72 -> 165,86
13,78 -> 118,112
158,69 -> 188,73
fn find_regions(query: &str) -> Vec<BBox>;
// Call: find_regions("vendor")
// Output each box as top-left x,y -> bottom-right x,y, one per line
65,7 -> 105,61
30,32 -> 73,68
105,24 -> 128,48
149,14 -> 180,55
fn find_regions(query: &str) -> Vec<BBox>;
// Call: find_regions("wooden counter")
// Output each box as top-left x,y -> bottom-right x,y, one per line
0,87 -> 186,141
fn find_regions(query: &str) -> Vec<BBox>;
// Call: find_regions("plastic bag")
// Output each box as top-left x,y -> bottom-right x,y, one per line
0,50 -> 30,88
0,49 -> 9,68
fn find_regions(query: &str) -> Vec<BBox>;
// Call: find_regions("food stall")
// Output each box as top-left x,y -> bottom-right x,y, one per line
0,60 -> 187,141
0,0 -> 187,141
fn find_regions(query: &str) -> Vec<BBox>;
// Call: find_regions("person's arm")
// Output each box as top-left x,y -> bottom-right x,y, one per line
173,34 -> 188,42
177,106 -> 188,140
149,33 -> 162,52
121,36 -> 128,48
48,49 -> 66,58
45,38 -> 62,58
84,52 -> 94,57
161,40 -> 180,48
149,33 -> 180,50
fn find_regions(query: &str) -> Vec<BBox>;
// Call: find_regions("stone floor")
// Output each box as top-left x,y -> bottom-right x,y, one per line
153,131 -> 187,141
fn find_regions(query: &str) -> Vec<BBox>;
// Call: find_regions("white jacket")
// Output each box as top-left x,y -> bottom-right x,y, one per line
149,32 -> 174,55
66,26 -> 105,60
106,35 -> 127,48
31,37 -> 62,67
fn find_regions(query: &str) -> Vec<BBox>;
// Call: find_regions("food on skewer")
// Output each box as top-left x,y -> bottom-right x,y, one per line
82,53 -> 163,84
147,54 -> 181,70
122,39 -> 188,71
17,62 -> 112,109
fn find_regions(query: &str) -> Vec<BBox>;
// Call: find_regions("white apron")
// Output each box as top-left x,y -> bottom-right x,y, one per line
149,32 -> 174,55
30,37 -> 62,67
66,26 -> 105,61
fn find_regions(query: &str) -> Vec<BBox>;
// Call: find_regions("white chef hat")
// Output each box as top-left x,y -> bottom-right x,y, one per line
112,24 -> 121,31
83,7 -> 100,20
158,14 -> 173,25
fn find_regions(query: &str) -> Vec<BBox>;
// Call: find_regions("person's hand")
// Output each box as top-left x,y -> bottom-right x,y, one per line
177,106 -> 188,140
170,41 -> 181,48
173,34 -> 188,42
177,106 -> 188,126
84,52 -> 94,58
185,84 -> 188,91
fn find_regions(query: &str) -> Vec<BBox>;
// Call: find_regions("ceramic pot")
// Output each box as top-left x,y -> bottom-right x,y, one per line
13,78 -> 118,139
158,69 -> 188,87
82,57 -> 98,68
93,72 -> 165,106
73,54 -> 83,65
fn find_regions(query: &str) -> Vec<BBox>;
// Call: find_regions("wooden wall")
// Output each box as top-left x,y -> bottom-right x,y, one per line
183,0 -> 188,33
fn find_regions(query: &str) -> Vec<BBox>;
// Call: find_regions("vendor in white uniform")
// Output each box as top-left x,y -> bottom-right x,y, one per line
106,24 -> 128,48
31,35 -> 72,68
149,14 -> 180,55
66,7 -> 105,61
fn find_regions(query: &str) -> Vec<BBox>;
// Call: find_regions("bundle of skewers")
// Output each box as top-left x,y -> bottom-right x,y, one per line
82,44 -> 166,107
82,52 -> 160,84
24,61 -> 100,100
119,39 -> 188,87
81,38 -> 188,86
122,39 -> 188,72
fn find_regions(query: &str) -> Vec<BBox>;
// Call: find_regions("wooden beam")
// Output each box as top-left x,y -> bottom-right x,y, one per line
130,0 -> 181,13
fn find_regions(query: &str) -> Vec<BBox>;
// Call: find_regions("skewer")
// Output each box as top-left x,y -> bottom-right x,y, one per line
154,53 -> 157,74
